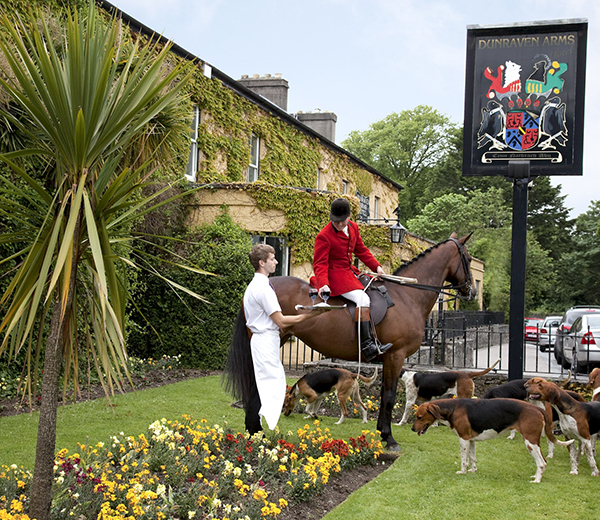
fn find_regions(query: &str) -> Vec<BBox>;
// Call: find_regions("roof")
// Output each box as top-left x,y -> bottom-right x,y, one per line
96,0 -> 403,192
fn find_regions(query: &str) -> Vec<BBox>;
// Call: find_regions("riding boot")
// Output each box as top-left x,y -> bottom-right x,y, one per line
356,307 -> 393,362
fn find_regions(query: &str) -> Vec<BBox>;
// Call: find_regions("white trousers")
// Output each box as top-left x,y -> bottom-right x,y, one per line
250,330 -> 285,430
341,289 -> 370,307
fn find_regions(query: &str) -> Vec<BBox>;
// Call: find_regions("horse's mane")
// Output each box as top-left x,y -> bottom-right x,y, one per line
393,239 -> 449,275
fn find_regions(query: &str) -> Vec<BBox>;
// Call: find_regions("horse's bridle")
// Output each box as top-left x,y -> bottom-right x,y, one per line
446,237 -> 474,300
387,238 -> 474,300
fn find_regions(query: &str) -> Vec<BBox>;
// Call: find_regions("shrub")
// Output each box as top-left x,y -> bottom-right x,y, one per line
126,209 -> 253,369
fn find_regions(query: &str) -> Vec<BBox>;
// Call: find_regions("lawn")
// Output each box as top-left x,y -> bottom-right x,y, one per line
1,374 -> 599,519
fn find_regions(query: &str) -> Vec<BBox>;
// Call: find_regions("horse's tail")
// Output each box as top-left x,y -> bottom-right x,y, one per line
222,307 -> 255,408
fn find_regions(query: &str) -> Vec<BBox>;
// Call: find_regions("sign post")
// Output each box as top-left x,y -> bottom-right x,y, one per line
508,161 -> 529,379
463,20 -> 587,379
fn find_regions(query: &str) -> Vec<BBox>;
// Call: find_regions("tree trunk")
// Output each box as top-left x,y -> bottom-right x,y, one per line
29,214 -> 81,520
28,296 -> 64,520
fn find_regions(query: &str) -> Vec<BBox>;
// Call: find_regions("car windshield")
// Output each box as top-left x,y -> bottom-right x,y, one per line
525,319 -> 541,326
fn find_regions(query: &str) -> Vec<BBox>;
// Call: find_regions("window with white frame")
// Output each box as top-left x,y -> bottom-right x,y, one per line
185,106 -> 200,182
247,135 -> 260,182
373,196 -> 380,222
251,235 -> 289,276
341,180 -> 348,194
317,168 -> 322,190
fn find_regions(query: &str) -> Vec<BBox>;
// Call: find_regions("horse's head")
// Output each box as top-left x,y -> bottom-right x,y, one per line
446,232 -> 476,301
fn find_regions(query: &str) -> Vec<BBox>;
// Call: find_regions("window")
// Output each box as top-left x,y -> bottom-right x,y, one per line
356,192 -> 369,223
341,180 -> 348,194
252,235 -> 289,277
185,106 -> 200,181
317,168 -> 323,190
372,196 -> 380,222
247,135 -> 260,182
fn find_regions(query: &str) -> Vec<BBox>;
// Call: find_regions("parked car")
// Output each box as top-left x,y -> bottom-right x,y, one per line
562,313 -> 600,372
524,317 -> 543,342
554,306 -> 600,366
538,315 -> 561,351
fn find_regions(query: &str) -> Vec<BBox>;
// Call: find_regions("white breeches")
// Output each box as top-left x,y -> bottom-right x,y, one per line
341,289 -> 370,307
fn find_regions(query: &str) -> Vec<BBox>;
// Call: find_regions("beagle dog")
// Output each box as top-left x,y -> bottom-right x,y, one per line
412,398 -> 573,483
483,376 -> 584,457
283,367 -> 377,424
397,359 -> 500,425
526,377 -> 600,476
588,368 -> 600,402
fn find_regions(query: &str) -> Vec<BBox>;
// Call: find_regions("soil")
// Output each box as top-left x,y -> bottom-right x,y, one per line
0,368 -> 396,520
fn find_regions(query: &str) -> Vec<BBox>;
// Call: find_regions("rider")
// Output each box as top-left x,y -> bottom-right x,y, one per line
312,197 -> 393,362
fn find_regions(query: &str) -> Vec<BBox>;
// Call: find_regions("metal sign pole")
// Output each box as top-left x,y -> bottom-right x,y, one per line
508,161 -> 530,380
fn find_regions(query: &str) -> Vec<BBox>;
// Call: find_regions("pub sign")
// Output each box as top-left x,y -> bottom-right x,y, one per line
463,20 -> 587,176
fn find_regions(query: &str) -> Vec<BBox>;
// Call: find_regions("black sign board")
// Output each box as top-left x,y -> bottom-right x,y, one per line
463,20 -> 587,176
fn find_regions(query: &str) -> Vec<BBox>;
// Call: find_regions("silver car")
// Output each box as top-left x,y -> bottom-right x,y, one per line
538,315 -> 561,352
563,314 -> 600,373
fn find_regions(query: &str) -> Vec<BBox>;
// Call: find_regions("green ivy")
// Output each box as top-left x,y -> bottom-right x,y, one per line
183,70 -> 375,196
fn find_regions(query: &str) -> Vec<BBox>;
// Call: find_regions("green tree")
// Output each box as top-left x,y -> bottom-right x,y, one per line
407,190 -> 553,313
555,201 -> 600,307
527,175 -> 574,261
342,105 -> 458,219
0,5 -> 201,518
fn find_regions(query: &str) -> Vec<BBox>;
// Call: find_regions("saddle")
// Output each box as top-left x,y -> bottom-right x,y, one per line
346,275 -> 395,326
308,274 -> 395,326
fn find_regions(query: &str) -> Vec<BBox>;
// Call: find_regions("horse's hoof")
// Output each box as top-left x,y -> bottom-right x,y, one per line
386,443 -> 402,453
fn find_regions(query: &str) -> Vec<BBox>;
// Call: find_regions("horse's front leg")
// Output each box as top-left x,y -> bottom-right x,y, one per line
377,350 -> 405,452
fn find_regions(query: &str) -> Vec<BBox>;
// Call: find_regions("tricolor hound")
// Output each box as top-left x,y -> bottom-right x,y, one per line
397,359 -> 500,425
526,377 -> 600,476
412,398 -> 573,483
283,367 -> 377,424
483,376 -> 584,457
588,368 -> 600,402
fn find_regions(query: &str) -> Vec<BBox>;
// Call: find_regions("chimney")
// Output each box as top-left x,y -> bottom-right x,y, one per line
239,73 -> 289,111
294,109 -> 337,142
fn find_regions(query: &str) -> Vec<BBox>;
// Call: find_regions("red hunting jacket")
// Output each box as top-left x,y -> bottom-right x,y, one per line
312,221 -> 381,296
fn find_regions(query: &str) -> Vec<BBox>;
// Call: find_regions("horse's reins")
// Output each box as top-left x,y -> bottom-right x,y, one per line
367,238 -> 474,300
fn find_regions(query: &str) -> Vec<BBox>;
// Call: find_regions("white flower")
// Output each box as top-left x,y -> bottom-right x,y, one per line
188,512 -> 196,519
156,484 -> 166,497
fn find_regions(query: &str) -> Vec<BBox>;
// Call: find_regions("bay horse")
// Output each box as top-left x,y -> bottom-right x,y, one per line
224,232 -> 476,451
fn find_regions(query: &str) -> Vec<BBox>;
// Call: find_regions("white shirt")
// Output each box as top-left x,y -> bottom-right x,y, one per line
243,273 -> 281,334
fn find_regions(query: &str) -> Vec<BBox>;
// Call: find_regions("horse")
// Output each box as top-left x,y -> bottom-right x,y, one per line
224,232 -> 476,451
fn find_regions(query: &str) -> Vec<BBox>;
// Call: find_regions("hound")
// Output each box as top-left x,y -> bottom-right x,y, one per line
396,359 -> 500,425
411,398 -> 573,483
483,376 -> 584,457
526,377 -> 600,476
283,367 -> 377,424
588,368 -> 600,402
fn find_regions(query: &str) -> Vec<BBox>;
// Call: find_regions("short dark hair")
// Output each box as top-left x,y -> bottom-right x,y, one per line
249,244 -> 275,270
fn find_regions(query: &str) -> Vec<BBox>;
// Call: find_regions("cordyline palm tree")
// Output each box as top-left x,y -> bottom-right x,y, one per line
0,3 -> 209,518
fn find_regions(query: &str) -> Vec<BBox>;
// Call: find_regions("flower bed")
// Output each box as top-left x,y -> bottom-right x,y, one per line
0,417 -> 382,519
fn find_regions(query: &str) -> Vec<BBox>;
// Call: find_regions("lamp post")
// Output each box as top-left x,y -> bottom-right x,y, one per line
390,206 -> 406,244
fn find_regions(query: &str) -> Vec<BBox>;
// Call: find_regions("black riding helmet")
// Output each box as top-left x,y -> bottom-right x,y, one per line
329,198 -> 351,222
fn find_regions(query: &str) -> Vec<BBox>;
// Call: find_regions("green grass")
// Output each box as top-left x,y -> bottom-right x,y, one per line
1,375 -> 599,519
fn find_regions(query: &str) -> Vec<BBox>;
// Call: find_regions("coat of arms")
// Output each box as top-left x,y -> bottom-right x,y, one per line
477,54 -> 569,163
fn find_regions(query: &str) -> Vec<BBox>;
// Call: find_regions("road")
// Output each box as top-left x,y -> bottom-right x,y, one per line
473,340 -> 583,380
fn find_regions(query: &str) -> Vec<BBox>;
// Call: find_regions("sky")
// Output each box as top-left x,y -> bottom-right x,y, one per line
109,0 -> 600,218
